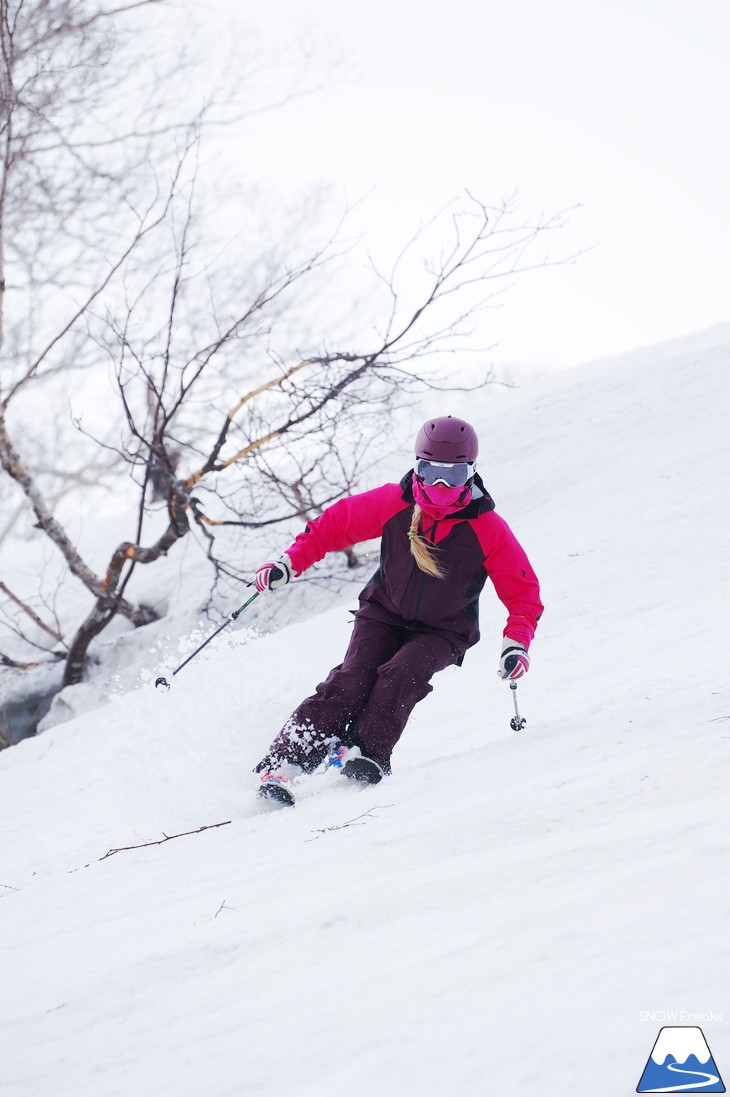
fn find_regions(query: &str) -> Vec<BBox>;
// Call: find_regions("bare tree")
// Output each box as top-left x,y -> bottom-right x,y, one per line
54,187 -> 569,686
0,0 -> 199,650
0,0 -> 334,677
0,0 -> 573,712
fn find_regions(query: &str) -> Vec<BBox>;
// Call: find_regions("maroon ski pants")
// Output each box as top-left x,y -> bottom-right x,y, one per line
259,615 -> 459,773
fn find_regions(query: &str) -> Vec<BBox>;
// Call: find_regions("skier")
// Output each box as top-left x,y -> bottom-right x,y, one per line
253,415 -> 543,805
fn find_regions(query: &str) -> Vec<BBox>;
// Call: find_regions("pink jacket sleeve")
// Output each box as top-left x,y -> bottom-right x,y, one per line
471,512 -> 543,649
284,483 -> 407,575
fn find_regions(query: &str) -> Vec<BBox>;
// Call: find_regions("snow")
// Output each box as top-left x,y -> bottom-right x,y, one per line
2,325 -> 729,1096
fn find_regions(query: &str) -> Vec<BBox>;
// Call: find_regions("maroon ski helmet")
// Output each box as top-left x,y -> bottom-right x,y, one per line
414,415 -> 478,463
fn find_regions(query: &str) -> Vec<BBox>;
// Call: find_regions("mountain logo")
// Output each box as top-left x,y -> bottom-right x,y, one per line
637,1026 -> 725,1092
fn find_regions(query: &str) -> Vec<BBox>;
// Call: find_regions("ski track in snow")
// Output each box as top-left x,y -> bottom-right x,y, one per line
1,327 -> 729,1097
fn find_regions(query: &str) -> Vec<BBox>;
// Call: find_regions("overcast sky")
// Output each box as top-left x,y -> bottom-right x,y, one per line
202,0 -> 729,372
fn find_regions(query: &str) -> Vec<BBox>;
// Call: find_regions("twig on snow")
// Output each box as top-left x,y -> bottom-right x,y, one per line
305,805 -> 393,842
214,899 -> 239,918
99,820 -> 231,860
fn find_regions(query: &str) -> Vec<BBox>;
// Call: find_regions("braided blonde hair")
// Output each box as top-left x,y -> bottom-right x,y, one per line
408,505 -> 445,579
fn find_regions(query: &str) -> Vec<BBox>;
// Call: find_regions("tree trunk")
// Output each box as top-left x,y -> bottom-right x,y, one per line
62,489 -> 190,685
0,412 -> 156,628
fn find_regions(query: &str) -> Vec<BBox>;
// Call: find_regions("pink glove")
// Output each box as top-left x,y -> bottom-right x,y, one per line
254,554 -> 293,593
498,637 -> 530,680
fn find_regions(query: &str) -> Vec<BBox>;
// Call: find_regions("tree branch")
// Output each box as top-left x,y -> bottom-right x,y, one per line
0,580 -> 64,643
98,819 -> 232,860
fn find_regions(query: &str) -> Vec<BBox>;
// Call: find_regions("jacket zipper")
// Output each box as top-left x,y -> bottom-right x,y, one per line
412,518 -> 438,621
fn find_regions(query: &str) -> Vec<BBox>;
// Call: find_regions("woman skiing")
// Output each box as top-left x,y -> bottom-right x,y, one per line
253,415 -> 543,805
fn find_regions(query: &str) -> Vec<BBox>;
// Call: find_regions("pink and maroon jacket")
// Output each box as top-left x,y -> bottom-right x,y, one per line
284,473 -> 543,658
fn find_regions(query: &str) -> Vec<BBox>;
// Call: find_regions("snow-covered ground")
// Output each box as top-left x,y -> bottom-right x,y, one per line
2,325 -> 729,1096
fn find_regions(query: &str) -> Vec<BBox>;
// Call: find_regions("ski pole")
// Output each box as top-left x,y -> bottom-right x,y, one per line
154,589 -> 260,691
509,680 -> 527,731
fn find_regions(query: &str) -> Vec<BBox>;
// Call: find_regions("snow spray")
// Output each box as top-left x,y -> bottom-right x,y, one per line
154,590 -> 260,691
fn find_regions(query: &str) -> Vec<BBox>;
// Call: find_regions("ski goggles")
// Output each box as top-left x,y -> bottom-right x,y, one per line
415,459 -> 475,487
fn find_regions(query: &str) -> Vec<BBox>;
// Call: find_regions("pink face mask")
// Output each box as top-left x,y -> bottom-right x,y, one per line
412,473 -> 472,520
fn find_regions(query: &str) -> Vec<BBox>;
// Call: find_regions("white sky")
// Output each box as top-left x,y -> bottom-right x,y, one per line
200,0 -> 729,371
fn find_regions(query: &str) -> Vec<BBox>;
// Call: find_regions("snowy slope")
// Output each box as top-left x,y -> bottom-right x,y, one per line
1,326 -> 729,1097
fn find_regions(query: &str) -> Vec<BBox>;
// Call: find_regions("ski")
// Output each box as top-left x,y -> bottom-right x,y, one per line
256,747 -> 385,807
342,756 -> 385,784
257,776 -> 296,807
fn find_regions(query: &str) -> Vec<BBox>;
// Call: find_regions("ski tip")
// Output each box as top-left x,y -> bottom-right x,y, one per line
342,756 -> 384,785
257,783 -> 296,808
